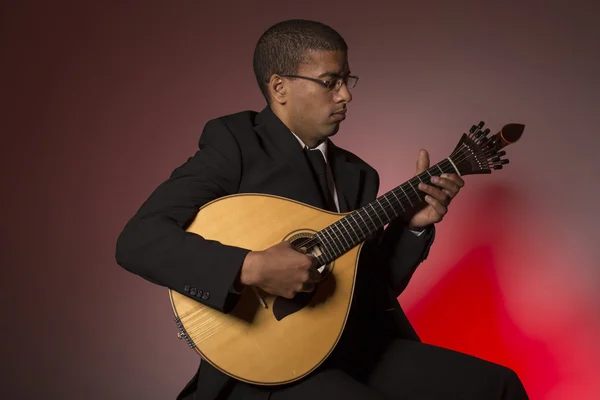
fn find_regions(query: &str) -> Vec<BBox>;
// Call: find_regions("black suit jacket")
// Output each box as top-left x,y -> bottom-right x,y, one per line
116,106 -> 435,399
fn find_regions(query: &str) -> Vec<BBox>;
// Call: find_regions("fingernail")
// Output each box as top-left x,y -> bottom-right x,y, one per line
431,176 -> 439,183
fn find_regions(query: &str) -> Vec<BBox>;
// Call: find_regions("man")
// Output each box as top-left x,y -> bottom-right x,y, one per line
116,19 -> 529,399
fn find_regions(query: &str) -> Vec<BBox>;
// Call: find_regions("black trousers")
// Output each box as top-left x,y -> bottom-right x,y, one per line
227,337 -> 529,400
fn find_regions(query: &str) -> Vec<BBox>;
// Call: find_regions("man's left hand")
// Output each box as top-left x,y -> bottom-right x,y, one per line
407,149 -> 465,230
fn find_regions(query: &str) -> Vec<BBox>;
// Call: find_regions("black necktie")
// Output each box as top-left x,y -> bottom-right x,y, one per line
305,148 -> 337,212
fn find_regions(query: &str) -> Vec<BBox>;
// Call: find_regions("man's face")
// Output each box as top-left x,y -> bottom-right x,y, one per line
281,50 -> 353,147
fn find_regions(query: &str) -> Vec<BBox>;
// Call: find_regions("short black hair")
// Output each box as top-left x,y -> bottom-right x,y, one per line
253,19 -> 348,103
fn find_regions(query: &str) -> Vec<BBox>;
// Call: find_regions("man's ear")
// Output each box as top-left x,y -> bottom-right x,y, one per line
267,75 -> 287,105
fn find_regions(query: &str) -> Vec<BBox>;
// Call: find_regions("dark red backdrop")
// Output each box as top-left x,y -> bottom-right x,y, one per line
2,1 -> 599,399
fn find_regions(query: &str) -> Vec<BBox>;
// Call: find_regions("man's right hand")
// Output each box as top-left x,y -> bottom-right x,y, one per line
238,241 -> 321,299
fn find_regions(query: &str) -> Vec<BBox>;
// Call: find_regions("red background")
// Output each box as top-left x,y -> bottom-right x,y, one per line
2,1 -> 599,399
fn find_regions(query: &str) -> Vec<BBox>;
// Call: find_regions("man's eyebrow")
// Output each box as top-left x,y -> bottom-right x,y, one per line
317,71 -> 350,79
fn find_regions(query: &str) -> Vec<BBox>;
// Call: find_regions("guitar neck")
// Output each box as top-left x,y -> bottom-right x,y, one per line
314,157 -> 459,264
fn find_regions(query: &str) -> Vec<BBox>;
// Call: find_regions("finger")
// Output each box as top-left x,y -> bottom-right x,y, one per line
418,182 -> 449,206
424,195 -> 447,217
441,173 -> 465,188
431,176 -> 460,198
415,149 -> 430,175
442,188 -> 454,200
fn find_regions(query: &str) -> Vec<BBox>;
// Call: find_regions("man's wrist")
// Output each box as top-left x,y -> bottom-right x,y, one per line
239,251 -> 261,287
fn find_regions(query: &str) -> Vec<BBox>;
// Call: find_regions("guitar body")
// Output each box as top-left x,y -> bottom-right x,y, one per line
169,193 -> 363,385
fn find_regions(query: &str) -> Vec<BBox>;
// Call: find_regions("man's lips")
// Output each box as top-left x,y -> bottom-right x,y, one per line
331,109 -> 347,121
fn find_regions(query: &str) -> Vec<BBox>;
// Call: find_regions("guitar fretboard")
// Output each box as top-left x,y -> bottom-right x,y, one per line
313,158 -> 459,264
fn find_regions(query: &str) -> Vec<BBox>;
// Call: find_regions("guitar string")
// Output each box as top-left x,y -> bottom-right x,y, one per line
308,129 -> 500,260
180,307 -> 248,344
303,150 -> 467,257
187,316 -> 232,337
179,308 -> 216,327
188,318 -> 237,343
301,159 -> 458,261
183,312 -> 229,337
297,143 -> 501,262
314,143 -> 497,255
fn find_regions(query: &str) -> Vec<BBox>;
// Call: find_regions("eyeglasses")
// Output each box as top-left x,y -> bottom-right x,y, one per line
276,74 -> 359,91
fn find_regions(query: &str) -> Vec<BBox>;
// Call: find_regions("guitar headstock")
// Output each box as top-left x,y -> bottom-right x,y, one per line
449,121 -> 524,176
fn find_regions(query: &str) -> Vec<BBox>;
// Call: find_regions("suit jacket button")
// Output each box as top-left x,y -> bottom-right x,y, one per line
190,288 -> 197,296
196,290 -> 203,298
202,291 -> 210,300
184,285 -> 191,293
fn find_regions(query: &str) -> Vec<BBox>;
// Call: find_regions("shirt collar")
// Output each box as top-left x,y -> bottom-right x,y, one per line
290,131 -> 329,162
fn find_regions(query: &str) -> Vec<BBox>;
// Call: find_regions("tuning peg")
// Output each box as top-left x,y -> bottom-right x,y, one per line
497,150 -> 506,157
493,165 -> 504,170
490,157 -> 500,162
469,124 -> 477,133
477,121 -> 485,129
501,159 -> 509,164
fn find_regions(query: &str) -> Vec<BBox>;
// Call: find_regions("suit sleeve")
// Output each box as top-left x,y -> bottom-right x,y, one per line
115,118 -> 249,313
360,167 -> 436,297
376,219 -> 435,296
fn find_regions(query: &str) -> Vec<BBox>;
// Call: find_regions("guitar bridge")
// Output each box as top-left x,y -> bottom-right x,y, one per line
175,316 -> 196,349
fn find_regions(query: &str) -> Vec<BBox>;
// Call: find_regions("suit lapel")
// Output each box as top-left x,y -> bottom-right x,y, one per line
254,106 -> 329,209
253,106 -> 364,212
328,141 -> 363,212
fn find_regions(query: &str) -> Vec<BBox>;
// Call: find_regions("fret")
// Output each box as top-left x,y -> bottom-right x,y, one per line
381,194 -> 395,220
321,230 -> 334,259
317,161 -> 455,264
407,179 -> 421,202
349,212 -> 367,238
315,161 -> 450,265
390,190 -> 406,213
369,203 -> 385,226
332,221 -> 352,251
316,231 -> 334,260
308,117 -> 524,266
329,225 -> 344,256
360,206 -> 377,232
356,208 -> 373,235
399,185 -> 414,207
440,161 -> 450,174
323,226 -> 341,257
338,219 -> 356,246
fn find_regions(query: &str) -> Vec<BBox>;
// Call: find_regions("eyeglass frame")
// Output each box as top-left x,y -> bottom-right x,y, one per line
270,74 -> 359,91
